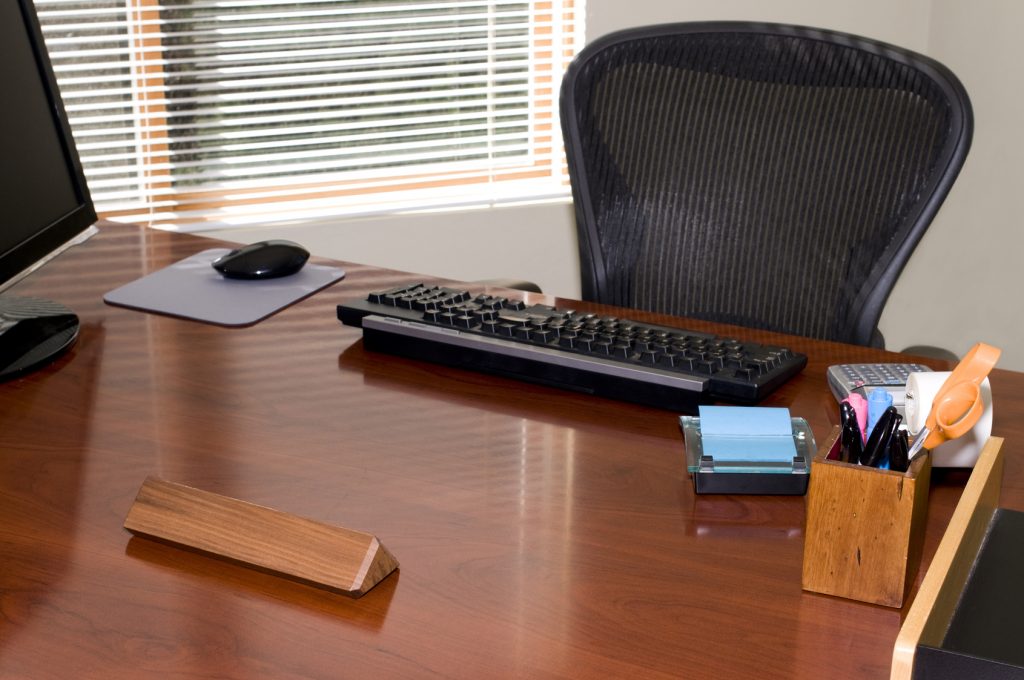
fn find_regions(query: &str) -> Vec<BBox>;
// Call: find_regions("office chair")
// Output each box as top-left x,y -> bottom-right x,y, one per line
560,22 -> 972,347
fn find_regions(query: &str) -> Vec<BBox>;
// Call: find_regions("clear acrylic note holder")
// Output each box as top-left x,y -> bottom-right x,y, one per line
679,416 -> 815,495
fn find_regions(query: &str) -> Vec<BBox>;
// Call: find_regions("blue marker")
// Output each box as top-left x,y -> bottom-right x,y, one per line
866,388 -> 893,440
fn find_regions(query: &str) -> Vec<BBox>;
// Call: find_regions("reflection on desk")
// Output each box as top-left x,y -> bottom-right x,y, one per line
2,222 -> 1024,679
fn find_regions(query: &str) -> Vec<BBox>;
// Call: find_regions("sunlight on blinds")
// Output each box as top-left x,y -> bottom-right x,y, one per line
34,0 -> 584,231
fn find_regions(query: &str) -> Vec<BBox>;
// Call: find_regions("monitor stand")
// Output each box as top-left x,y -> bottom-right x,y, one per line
0,296 -> 79,381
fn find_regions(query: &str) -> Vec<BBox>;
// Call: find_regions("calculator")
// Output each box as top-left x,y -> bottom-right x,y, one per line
826,363 -> 932,412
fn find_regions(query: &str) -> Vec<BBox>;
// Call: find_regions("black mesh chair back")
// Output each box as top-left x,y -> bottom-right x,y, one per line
561,22 -> 972,346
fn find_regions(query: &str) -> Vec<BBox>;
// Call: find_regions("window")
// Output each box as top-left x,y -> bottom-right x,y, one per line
34,0 -> 585,231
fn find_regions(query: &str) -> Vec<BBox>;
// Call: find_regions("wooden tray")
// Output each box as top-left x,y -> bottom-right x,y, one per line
891,437 -> 1017,679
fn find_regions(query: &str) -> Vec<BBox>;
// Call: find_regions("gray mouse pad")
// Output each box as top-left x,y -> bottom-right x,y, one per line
104,248 -> 345,327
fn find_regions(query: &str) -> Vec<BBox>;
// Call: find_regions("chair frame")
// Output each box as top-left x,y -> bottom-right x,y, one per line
560,22 -> 973,346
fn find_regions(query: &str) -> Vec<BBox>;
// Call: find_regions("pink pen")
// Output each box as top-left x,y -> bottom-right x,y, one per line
843,393 -> 869,444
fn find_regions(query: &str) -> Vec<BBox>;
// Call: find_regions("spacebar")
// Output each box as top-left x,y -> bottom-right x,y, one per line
360,315 -> 708,393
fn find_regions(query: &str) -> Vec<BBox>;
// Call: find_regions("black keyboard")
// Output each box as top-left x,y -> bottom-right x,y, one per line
337,283 -> 807,412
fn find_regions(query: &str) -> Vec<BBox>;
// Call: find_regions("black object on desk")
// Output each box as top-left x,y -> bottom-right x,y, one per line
211,240 -> 309,280
338,282 -> 807,412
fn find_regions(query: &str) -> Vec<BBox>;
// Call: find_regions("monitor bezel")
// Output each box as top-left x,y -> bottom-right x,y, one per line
0,0 -> 97,288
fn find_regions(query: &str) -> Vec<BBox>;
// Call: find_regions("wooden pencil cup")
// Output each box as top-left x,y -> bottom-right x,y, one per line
802,426 -> 932,608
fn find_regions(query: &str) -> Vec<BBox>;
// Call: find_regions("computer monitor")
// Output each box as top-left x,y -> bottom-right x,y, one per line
1,0 -> 99,381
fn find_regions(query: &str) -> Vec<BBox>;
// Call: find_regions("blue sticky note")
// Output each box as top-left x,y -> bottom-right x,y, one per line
698,406 -> 798,462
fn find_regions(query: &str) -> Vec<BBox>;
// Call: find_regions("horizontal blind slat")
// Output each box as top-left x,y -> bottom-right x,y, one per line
34,0 -> 583,229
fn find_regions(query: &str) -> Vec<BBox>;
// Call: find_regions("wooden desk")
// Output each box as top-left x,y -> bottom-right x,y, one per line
2,223 -> 1022,679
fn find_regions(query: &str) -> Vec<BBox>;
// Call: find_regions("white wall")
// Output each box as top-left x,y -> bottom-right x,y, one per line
879,0 -> 1024,366
586,0 -> 932,51
207,0 -> 1023,370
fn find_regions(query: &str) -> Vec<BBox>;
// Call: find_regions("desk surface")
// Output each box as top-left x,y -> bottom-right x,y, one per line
3,223 -> 1023,679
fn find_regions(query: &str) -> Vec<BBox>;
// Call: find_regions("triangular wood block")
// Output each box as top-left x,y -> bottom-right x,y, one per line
124,476 -> 398,597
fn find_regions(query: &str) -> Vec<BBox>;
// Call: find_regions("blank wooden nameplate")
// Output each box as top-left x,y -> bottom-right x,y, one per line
124,477 -> 398,597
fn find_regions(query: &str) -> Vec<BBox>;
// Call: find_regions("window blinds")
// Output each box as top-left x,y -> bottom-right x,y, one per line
34,0 -> 584,231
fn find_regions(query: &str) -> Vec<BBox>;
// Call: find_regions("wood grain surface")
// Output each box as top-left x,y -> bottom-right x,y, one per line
803,444 -> 931,608
3,222 -> 1023,679
124,477 -> 398,597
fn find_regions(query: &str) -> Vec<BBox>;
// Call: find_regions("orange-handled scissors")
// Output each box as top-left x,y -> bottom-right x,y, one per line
907,342 -> 1001,463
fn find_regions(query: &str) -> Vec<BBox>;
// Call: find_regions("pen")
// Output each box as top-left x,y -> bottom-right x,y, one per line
889,428 -> 910,472
842,393 -> 868,444
866,389 -> 893,442
839,402 -> 864,464
861,406 -> 901,468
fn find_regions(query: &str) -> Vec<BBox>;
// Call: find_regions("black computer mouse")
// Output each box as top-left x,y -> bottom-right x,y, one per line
211,240 -> 310,280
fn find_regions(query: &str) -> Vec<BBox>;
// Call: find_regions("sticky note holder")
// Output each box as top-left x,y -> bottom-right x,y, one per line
679,411 -> 815,495
801,426 -> 931,608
